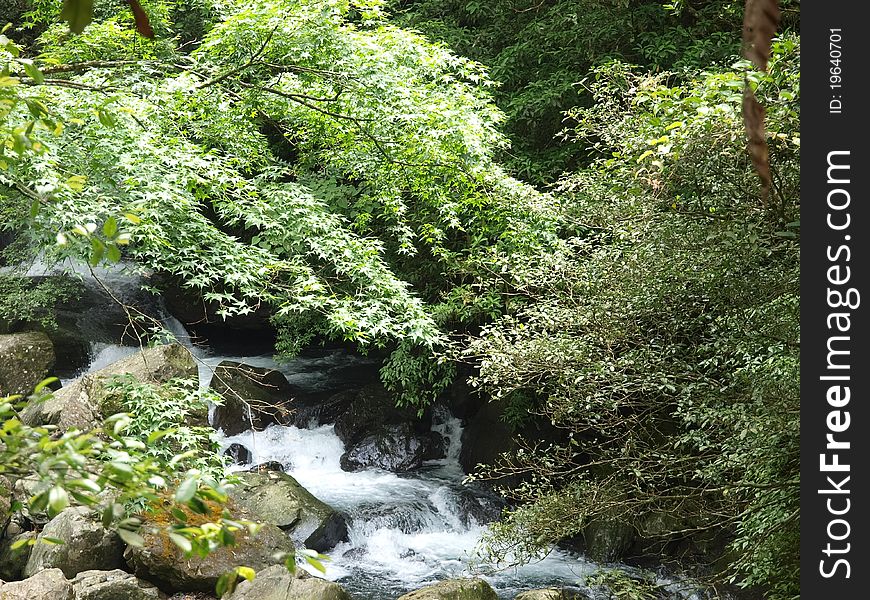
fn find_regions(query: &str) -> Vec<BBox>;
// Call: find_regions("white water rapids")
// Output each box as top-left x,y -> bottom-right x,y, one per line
216,412 -> 596,599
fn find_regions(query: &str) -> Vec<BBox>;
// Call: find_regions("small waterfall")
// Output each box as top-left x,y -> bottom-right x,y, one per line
217,422 -> 596,599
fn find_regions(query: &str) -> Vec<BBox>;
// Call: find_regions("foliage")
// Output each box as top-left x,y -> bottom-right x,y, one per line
0,380 -> 246,564
586,569 -> 659,600
391,0 -> 800,185
466,35 -> 799,599
100,374 -> 227,483
0,274 -> 81,331
1,0 -> 563,407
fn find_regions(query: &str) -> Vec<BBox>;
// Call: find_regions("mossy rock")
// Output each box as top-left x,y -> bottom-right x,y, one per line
0,332 -> 55,397
231,471 -> 347,552
125,499 -> 296,593
398,578 -> 499,600
20,344 -> 198,431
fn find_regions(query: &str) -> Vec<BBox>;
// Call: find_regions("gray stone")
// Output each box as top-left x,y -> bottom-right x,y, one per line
210,362 -> 294,436
125,499 -> 296,593
230,471 -> 347,552
71,569 -> 165,600
339,422 -> 432,473
0,568 -> 73,600
224,565 -> 350,600
0,332 -> 55,397
0,532 -> 36,581
398,578 -> 499,600
23,506 -> 124,579
583,519 -> 635,562
21,344 -> 198,431
514,588 -> 591,600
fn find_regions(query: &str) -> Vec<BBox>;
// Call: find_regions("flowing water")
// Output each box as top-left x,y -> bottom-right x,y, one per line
216,414 -> 597,599
53,266 -> 711,600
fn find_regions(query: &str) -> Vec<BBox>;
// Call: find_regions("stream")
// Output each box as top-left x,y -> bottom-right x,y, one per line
51,265 -> 710,600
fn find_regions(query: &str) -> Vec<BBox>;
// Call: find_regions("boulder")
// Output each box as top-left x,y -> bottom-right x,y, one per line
332,384 -> 435,473
458,402 -> 514,477
459,402 -> 563,487
210,362 -> 293,436
125,500 -> 296,593
230,471 -> 347,552
333,384 -> 427,446
0,568 -> 73,600
582,519 -> 635,562
20,344 -> 198,431
0,332 -> 55,397
71,569 -> 165,600
0,532 -> 36,581
288,390 -> 355,429
514,589 -> 591,600
339,423 -> 433,473
224,565 -> 350,600
397,578 -> 498,600
23,506 -> 124,579
11,476 -> 51,526
224,443 -> 253,466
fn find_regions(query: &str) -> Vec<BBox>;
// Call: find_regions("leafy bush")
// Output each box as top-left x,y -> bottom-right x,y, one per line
466,35 -> 799,599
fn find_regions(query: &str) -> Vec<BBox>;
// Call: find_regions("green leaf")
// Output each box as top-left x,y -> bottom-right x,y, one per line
169,532 -> 193,553
48,486 -> 69,515
20,61 -> 44,84
170,507 -> 188,522
284,555 -> 297,576
235,566 -> 256,581
103,216 -> 118,238
34,377 -> 58,393
147,428 -> 176,444
303,554 -> 327,574
174,476 -> 198,503
68,478 -> 101,493
215,571 -> 238,598
60,0 -> 95,35
89,238 -> 105,267
41,537 -> 65,545
10,538 -> 34,550
117,528 -> 145,547
107,243 -> 122,263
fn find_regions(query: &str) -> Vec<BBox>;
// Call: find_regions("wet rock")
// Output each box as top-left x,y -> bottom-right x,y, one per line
161,281 -> 276,342
125,499 -> 295,593
583,519 -> 635,562
289,389 -> 355,428
247,461 -> 285,473
224,564 -> 351,600
0,567 -> 73,600
333,384 -> 427,446
23,506 -> 124,579
397,578 -> 498,600
20,343 -> 198,431
423,431 -> 449,461
0,332 -> 55,397
224,443 -> 253,466
340,422 -> 433,473
72,569 -> 165,600
210,362 -> 293,436
459,402 -> 563,487
332,384 -> 435,473
230,471 -> 347,552
514,589 -> 591,600
458,402 -> 514,477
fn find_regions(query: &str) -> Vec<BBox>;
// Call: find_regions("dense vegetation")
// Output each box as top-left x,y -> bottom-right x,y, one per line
1,1 -> 799,598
